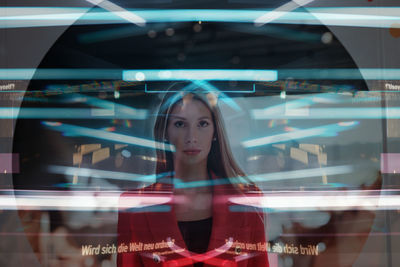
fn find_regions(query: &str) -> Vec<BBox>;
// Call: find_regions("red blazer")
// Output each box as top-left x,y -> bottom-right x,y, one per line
117,179 -> 269,267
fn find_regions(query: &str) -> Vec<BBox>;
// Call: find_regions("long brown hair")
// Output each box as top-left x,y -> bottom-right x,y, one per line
153,90 -> 248,185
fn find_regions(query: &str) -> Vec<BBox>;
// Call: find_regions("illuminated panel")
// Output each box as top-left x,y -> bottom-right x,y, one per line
380,153 -> 400,174
0,153 -> 19,174
123,69 -> 278,83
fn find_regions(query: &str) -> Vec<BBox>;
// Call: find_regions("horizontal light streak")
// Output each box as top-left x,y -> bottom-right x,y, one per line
3,189 -> 399,212
69,94 -> 148,119
252,107 -> 400,120
1,191 -> 171,211
279,69 -> 400,80
0,69 -> 121,80
242,122 -> 357,148
248,165 -> 354,182
1,8 -> 400,29
3,68 -> 400,81
174,165 -> 353,189
229,192 -> 400,211
48,165 -> 159,182
42,121 -> 175,152
251,93 -> 341,120
123,69 -> 278,82
0,108 -> 146,119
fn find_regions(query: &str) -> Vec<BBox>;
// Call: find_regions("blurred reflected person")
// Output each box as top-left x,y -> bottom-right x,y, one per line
118,90 -> 269,267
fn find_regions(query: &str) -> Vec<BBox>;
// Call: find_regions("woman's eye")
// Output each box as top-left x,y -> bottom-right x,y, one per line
198,120 -> 209,127
174,121 -> 185,128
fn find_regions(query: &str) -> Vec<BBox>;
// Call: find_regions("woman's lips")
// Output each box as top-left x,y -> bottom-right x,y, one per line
183,149 -> 201,155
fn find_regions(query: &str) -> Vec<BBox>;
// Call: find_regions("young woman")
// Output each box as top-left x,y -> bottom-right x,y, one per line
117,90 -> 269,267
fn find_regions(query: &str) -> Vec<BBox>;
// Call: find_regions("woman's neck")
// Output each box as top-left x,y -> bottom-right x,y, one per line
173,161 -> 209,182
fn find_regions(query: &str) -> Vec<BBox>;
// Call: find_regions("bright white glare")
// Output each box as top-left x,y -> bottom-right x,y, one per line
229,192 -> 400,211
85,0 -> 146,27
1,191 -> 171,211
135,72 -> 145,81
3,190 -> 398,212
254,0 -> 316,26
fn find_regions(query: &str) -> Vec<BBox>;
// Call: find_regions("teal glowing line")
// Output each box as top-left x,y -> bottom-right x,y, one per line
3,8 -> 400,22
278,69 -> 400,80
173,165 -> 353,189
251,95 -> 318,119
242,122 -> 359,148
248,165 -> 354,182
123,69 -> 278,82
48,165 -> 170,183
126,205 -> 171,213
252,108 -> 400,120
251,93 -> 347,120
0,107 -> 147,119
4,68 -> 400,81
2,8 -> 400,29
42,121 -> 175,152
5,68 -> 400,81
0,69 -> 121,80
70,94 -> 148,119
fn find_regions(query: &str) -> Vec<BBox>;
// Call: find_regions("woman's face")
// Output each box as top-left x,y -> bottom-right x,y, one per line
167,97 -> 215,166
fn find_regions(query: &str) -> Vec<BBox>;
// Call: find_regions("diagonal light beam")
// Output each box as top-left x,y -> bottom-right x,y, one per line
254,0 -> 315,26
86,0 -> 146,27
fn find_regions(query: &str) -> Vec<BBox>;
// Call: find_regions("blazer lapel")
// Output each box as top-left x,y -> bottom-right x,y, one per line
144,182 -> 194,265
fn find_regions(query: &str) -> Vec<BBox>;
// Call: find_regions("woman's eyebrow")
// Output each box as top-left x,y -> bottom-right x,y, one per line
169,115 -> 186,120
198,116 -> 211,120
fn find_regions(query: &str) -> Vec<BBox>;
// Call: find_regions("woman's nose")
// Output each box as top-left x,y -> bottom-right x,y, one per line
185,126 -> 198,144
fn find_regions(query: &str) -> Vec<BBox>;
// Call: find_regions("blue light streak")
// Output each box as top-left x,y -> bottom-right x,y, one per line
278,69 -> 400,80
242,122 -> 359,148
252,108 -> 400,120
249,165 -> 354,182
173,165 -> 354,189
123,69 -> 278,82
2,8 -> 400,29
42,121 -> 175,152
48,165 -> 169,183
0,69 -> 121,80
251,94 -> 348,120
68,94 -> 148,119
4,68 -> 400,81
0,107 -> 147,119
